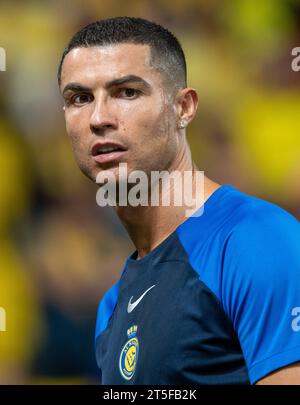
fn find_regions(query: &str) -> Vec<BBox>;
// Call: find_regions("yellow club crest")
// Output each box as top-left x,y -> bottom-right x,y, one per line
119,325 -> 139,380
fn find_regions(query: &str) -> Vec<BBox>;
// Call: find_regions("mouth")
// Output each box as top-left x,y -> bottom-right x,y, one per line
91,142 -> 127,165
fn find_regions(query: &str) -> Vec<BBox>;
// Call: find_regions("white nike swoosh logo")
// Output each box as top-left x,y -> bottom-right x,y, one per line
127,285 -> 156,314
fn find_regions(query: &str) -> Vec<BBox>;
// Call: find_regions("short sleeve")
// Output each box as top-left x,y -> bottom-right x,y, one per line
222,204 -> 300,384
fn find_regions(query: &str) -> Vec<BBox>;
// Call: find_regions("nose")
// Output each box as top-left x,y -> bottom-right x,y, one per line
89,96 -> 118,133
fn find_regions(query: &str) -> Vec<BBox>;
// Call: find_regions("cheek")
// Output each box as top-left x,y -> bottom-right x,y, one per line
125,103 -> 176,170
65,111 -> 87,150
126,100 -> 167,138
136,102 -> 172,146
65,109 -> 82,134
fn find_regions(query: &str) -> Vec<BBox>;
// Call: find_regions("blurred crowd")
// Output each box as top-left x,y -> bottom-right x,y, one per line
0,0 -> 299,384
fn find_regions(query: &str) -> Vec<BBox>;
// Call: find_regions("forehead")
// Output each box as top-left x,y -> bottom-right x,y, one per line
60,43 -> 160,88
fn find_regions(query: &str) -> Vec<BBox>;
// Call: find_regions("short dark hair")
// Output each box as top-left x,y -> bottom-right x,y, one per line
58,16 -> 187,92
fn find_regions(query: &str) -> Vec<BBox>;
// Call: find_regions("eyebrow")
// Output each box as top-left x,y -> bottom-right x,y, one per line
62,75 -> 151,96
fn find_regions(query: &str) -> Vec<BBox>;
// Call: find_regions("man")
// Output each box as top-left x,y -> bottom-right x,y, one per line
58,17 -> 300,384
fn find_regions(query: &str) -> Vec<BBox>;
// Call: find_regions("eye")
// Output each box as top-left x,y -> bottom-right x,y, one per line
118,88 -> 141,99
70,93 -> 93,106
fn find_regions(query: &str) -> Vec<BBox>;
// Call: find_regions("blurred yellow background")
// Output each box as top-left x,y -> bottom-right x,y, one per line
0,0 -> 299,384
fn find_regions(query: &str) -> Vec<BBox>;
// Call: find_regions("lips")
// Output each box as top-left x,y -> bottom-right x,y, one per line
91,141 -> 127,165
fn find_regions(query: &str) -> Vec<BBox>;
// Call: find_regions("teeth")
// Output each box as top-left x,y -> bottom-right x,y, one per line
98,146 -> 118,154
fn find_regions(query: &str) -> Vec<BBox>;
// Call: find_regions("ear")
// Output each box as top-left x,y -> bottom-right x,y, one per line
63,105 -> 66,112
175,88 -> 198,130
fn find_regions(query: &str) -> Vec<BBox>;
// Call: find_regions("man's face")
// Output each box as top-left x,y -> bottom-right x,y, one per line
60,43 -> 180,184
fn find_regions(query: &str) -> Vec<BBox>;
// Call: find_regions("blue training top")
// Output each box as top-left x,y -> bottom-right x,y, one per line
95,185 -> 300,384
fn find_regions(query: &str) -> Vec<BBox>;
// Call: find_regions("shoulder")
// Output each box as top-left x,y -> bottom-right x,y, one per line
230,188 -> 298,230
178,184 -> 300,263
221,190 -> 300,327
95,281 -> 120,342
224,190 -> 300,263
221,188 -> 300,285
177,185 -> 300,296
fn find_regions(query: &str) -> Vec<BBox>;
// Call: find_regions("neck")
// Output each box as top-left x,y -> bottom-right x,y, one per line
114,144 -> 220,259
